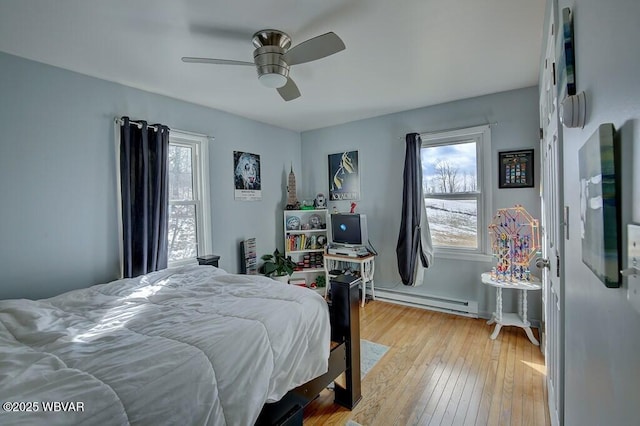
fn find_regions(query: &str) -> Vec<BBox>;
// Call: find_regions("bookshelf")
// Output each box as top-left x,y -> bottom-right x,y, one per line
240,237 -> 257,274
284,209 -> 329,288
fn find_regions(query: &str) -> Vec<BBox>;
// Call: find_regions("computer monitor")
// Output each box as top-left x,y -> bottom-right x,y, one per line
330,213 -> 368,246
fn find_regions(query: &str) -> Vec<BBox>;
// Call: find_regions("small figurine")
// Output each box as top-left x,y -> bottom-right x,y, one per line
308,214 -> 323,229
313,193 -> 327,209
301,199 -> 314,210
286,216 -> 300,230
350,202 -> 357,213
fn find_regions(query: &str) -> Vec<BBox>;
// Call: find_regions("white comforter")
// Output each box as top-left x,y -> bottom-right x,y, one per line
0,265 -> 330,426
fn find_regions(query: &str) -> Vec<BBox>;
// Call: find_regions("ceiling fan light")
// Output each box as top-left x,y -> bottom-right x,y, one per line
259,73 -> 288,89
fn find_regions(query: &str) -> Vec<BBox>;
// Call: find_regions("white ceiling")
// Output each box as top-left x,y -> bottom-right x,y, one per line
0,0 -> 545,132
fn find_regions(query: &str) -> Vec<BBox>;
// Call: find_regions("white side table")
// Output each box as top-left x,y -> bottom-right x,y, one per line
481,272 -> 542,345
324,253 -> 376,307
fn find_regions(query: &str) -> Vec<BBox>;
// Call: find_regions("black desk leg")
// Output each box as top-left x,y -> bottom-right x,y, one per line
330,276 -> 362,409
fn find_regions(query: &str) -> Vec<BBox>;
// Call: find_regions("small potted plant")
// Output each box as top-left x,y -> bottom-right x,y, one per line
260,249 -> 296,283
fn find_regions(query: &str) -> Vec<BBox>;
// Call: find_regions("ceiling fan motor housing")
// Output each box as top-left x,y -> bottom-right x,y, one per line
182,28 -> 344,100
252,30 -> 291,87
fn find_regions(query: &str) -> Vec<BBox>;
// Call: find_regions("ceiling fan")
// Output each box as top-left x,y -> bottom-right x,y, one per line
182,29 -> 346,101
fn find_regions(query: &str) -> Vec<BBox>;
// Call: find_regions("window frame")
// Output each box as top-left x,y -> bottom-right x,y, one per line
167,130 -> 212,267
421,125 -> 493,262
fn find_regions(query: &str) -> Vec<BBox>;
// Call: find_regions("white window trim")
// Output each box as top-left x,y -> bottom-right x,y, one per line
168,130 -> 212,267
420,124 -> 493,262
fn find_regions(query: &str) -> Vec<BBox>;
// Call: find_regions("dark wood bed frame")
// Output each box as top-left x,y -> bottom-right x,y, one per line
255,274 -> 362,425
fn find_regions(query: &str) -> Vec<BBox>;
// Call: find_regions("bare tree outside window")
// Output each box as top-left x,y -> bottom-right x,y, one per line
168,144 -> 198,262
433,160 -> 460,193
165,131 -> 211,266
422,141 -> 479,249
464,171 -> 477,192
169,145 -> 193,200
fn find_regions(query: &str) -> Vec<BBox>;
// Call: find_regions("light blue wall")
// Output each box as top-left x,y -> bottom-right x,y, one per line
300,87 -> 542,319
0,50 -> 543,322
545,0 -> 640,423
0,52 -> 300,300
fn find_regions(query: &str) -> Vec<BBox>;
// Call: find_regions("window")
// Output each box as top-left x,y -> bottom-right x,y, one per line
167,131 -> 211,265
421,125 -> 492,260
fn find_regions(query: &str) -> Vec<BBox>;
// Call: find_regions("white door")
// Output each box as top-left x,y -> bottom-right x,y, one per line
539,3 -> 562,425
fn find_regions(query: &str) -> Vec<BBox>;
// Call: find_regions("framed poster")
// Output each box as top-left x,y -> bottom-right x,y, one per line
578,123 -> 620,288
328,151 -> 360,201
233,151 -> 261,201
498,149 -> 534,188
557,7 -> 576,99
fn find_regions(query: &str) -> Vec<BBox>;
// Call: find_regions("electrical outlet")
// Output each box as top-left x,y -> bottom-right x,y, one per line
625,224 -> 640,314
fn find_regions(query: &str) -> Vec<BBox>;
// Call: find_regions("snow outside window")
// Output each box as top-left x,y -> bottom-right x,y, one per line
168,131 -> 211,265
420,125 -> 492,261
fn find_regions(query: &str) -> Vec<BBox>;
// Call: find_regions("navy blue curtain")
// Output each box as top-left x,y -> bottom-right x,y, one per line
119,117 -> 170,278
396,133 -> 432,285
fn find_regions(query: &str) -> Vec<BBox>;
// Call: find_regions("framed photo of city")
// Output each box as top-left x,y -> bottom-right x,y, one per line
498,149 -> 534,189
328,151 -> 360,201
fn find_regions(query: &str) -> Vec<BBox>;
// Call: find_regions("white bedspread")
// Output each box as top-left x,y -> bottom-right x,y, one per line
0,265 -> 330,425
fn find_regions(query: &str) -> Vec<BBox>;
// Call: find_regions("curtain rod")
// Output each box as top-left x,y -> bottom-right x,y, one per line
114,117 -> 164,132
398,121 -> 498,140
114,117 -> 214,140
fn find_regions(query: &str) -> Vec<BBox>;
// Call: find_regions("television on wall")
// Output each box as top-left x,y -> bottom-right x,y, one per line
330,213 -> 368,246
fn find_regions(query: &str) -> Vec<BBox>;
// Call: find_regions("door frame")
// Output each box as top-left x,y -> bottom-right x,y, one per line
539,1 -> 564,424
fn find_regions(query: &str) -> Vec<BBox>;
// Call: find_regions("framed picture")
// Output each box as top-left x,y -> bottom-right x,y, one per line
328,151 -> 360,201
498,149 -> 534,188
234,151 -> 261,201
557,7 -> 576,99
578,123 -> 620,288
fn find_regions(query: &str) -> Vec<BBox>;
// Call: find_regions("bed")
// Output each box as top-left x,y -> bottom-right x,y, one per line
0,265 -> 333,426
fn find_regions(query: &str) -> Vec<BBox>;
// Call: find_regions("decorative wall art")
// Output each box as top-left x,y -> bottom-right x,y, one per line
328,150 -> 360,201
558,7 -> 576,99
498,149 -> 534,188
578,123 -> 620,288
234,151 -> 261,201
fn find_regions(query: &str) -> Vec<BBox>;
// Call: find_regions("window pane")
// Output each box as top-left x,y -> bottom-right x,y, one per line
168,204 -> 198,261
425,198 -> 478,248
169,145 -> 193,201
422,141 -> 477,194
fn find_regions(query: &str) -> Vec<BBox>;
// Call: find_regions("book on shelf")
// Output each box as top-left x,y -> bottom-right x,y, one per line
286,234 -> 323,252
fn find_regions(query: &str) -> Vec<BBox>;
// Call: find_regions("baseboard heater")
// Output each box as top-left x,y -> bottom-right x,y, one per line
375,289 -> 478,318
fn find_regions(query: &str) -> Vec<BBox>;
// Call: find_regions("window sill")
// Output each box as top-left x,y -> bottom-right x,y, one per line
168,258 -> 199,268
433,250 -> 493,263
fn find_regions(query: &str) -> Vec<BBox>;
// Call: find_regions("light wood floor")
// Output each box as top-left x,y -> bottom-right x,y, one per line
303,301 -> 550,426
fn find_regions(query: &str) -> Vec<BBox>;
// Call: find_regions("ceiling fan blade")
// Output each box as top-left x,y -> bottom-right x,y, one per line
283,32 -> 345,66
277,78 -> 301,101
181,57 -> 254,66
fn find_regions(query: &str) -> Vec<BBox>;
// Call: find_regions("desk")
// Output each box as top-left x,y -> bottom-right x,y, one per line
481,272 -> 541,345
324,253 -> 375,307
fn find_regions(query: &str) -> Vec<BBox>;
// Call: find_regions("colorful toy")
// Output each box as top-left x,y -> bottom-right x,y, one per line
488,205 -> 540,282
